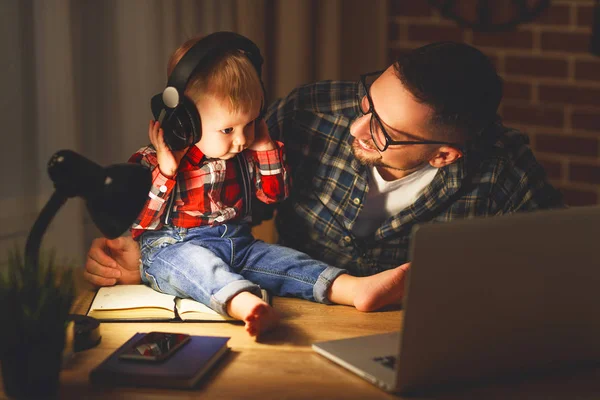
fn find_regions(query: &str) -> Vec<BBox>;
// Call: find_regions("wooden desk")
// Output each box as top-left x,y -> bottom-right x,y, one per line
3,285 -> 600,399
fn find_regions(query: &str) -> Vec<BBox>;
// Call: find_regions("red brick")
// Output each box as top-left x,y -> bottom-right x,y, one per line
501,105 -> 564,128
429,0 -> 477,21
541,31 -> 591,54
407,24 -> 464,43
472,31 -> 533,50
572,110 -> 600,131
556,186 -> 598,206
433,1 -> 543,28
539,84 -> 600,106
569,162 -> 600,184
502,81 -> 532,101
535,4 -> 571,26
537,157 -> 563,179
536,134 -> 599,157
577,5 -> 595,29
575,59 -> 600,81
505,56 -> 568,78
390,1 -> 433,17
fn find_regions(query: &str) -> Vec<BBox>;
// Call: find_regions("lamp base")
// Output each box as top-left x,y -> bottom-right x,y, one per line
67,314 -> 102,352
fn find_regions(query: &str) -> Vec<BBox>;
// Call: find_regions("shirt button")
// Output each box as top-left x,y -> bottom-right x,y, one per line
159,185 -> 167,193
215,163 -> 222,171
344,236 -> 352,243
353,198 -> 361,205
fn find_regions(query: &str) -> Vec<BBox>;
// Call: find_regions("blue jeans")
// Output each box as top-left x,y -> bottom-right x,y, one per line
139,223 -> 346,316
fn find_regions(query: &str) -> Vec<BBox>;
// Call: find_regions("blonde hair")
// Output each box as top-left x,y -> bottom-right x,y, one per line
167,36 -> 263,115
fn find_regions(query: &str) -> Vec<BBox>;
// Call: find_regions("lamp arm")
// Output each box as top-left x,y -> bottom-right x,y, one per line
24,190 -> 68,270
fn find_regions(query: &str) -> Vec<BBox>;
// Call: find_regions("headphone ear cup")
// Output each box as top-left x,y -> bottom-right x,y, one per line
150,94 -> 201,151
178,96 -> 201,146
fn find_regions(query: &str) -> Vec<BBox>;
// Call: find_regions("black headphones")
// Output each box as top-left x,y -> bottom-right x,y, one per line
150,31 -> 265,151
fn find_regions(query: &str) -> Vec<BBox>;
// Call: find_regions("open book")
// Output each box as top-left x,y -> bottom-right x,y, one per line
87,284 -> 270,322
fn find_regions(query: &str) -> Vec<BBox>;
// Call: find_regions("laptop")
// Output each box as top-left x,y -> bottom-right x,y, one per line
313,206 -> 600,394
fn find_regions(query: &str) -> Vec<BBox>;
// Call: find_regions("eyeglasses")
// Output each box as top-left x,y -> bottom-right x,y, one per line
359,71 -> 457,152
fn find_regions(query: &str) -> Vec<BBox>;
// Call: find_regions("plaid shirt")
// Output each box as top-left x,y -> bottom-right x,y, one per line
264,80 -> 564,276
129,143 -> 289,239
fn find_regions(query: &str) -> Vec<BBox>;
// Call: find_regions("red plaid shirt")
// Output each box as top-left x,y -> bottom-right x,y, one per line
129,142 -> 289,239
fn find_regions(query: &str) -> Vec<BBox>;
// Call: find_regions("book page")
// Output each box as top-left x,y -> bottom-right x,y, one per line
174,289 -> 269,321
89,284 -> 175,311
175,298 -> 232,321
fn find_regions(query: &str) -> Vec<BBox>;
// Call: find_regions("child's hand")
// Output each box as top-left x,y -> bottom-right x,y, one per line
247,119 -> 276,151
148,120 -> 188,178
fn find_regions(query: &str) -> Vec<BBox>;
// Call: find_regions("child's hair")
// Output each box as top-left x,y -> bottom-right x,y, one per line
167,36 -> 263,115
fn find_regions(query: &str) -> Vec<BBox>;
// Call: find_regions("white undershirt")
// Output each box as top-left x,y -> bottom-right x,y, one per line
352,164 -> 438,238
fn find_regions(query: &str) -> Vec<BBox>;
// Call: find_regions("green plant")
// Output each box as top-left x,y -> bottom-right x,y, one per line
0,247 -> 75,347
0,247 -> 75,398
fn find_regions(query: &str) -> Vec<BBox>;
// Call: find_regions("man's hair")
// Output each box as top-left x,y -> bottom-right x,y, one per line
167,36 -> 263,115
394,42 -> 503,144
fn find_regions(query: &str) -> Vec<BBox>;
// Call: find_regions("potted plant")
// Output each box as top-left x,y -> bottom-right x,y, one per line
0,248 -> 75,399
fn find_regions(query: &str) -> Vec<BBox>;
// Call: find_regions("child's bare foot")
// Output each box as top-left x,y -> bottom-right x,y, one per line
353,263 -> 410,312
227,291 -> 280,337
328,263 -> 411,312
244,303 -> 280,336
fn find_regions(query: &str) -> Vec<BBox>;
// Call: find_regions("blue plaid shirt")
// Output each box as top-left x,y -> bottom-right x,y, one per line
264,80 -> 564,276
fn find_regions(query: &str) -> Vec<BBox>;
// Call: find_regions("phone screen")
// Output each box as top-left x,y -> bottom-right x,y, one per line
119,332 -> 191,362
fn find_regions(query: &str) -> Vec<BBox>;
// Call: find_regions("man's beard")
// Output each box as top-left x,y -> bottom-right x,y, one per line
351,137 -> 384,167
350,137 -> 431,173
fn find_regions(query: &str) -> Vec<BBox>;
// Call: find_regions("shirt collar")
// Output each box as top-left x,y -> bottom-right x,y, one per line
184,145 -> 205,165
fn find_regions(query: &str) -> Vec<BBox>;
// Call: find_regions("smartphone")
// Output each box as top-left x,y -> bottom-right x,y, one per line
118,332 -> 191,362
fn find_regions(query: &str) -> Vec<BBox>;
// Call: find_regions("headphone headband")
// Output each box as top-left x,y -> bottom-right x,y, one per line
167,31 -> 263,101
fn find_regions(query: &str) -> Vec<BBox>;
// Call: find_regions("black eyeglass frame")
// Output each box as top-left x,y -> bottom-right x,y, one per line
359,70 -> 459,152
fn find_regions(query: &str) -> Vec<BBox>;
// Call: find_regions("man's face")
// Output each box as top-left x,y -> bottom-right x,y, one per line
194,95 -> 261,159
349,66 -> 442,179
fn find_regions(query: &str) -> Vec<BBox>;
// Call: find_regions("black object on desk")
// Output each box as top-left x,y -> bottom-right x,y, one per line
67,314 -> 101,352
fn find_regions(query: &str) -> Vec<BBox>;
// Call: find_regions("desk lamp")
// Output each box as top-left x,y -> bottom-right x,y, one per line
25,150 -> 151,269
1,150 -> 151,399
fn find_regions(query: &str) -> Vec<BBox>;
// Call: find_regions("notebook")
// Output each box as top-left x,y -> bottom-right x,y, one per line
87,284 -> 269,322
313,206 -> 600,394
90,333 -> 230,389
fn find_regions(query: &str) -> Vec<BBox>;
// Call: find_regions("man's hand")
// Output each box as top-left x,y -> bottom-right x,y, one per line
84,236 -> 142,286
247,119 -> 276,151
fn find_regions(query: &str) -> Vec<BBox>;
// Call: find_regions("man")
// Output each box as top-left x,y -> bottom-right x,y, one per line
85,42 -> 562,295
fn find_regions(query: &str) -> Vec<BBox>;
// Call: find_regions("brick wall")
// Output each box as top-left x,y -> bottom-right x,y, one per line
389,0 -> 600,206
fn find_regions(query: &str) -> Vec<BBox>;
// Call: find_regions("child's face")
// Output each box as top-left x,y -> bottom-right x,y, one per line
194,95 -> 261,159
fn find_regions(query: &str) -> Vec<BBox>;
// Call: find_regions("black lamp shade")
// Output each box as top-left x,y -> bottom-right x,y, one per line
25,150 -> 151,271
86,163 -> 152,238
47,150 -> 151,238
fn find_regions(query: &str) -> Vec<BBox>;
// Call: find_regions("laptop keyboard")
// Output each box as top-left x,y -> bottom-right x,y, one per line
373,355 -> 397,370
